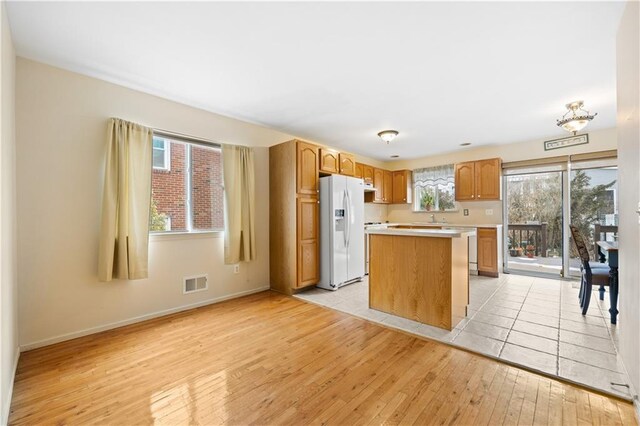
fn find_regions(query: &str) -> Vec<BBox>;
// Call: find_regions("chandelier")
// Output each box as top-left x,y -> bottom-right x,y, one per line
557,101 -> 597,135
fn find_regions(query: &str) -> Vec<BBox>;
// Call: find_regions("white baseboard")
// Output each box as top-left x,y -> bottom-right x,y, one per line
1,347 -> 20,426
20,286 -> 270,352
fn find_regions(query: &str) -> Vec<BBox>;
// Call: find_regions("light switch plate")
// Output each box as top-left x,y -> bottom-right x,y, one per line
463,209 -> 469,216
485,209 -> 493,216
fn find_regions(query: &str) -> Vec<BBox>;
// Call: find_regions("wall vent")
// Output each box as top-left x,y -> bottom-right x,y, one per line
184,275 -> 208,294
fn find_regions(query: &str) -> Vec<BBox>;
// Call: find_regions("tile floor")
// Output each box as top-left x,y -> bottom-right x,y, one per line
294,273 -> 631,399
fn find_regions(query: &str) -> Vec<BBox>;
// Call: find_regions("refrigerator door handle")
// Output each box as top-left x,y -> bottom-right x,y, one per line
346,190 -> 351,248
343,189 -> 348,248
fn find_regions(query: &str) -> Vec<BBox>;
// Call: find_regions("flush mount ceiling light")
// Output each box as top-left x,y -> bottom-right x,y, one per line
377,130 -> 399,144
557,101 -> 597,135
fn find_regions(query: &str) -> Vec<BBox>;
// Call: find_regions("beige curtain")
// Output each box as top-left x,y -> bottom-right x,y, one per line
98,118 -> 153,281
222,144 -> 256,264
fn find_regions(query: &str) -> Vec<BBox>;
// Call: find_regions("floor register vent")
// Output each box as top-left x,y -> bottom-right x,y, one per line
184,275 -> 208,294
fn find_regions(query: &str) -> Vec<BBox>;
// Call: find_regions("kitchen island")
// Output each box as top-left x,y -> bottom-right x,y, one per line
366,227 -> 475,330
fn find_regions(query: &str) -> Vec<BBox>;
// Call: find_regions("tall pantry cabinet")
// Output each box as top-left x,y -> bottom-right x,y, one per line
270,140 -> 320,294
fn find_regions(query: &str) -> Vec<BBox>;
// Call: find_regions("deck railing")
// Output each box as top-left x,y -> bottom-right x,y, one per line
507,223 -> 548,257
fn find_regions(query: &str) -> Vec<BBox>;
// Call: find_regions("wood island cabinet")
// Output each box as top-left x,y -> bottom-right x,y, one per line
339,153 -> 356,176
270,140 -> 320,294
319,148 -> 340,174
455,158 -> 501,201
392,170 -> 412,204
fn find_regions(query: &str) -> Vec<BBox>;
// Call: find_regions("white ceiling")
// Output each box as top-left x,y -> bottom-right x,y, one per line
6,1 -> 625,160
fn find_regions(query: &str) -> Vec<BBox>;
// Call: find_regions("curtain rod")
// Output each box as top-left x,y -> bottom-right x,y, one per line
152,127 -> 222,148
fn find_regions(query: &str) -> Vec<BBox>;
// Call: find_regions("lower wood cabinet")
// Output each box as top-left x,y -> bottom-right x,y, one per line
297,196 -> 319,287
477,227 -> 499,277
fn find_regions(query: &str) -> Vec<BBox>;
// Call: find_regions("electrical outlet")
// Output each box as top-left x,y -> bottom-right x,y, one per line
463,209 -> 469,216
485,209 -> 493,216
233,264 -> 240,274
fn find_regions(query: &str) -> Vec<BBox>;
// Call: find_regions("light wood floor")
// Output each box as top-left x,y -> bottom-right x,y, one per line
9,291 -> 637,425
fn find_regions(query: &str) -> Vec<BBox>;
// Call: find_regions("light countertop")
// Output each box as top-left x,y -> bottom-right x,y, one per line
365,222 -> 502,229
365,227 -> 476,238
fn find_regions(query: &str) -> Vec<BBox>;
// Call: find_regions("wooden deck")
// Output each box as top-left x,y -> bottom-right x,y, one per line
9,291 -> 637,425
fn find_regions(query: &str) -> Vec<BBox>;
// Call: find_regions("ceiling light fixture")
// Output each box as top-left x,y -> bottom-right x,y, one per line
557,101 -> 597,135
377,130 -> 399,144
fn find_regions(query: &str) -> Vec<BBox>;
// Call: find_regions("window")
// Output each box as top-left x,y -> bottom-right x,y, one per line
150,135 -> 224,233
413,164 -> 457,212
153,137 -> 171,170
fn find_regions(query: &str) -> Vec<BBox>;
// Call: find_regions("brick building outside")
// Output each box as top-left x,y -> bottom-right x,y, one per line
151,140 -> 224,232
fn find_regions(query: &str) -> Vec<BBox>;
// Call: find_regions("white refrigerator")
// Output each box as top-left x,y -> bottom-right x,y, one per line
318,175 -> 365,290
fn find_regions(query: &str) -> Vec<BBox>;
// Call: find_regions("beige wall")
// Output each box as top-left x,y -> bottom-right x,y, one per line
15,58 -> 383,350
372,127 -> 617,225
0,4 -> 17,423
616,0 -> 640,403
15,59 -> 299,349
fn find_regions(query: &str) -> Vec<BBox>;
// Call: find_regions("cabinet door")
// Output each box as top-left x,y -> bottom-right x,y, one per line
319,148 -> 339,174
339,153 -> 356,176
297,197 -> 319,287
392,170 -> 412,204
477,228 -> 498,275
475,158 -> 502,200
383,170 -> 393,204
455,162 -> 476,201
373,168 -> 384,202
296,141 -> 319,196
354,162 -> 364,179
363,165 -> 374,185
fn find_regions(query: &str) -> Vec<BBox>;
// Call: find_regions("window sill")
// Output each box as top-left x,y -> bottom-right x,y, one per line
149,230 -> 224,242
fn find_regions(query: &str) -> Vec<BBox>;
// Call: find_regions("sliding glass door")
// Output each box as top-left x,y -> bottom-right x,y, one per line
504,170 -> 564,277
503,156 -> 618,278
568,164 -> 618,277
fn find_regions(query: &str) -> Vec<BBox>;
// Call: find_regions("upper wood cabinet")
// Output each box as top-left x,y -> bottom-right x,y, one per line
319,148 -> 339,174
383,170 -> 393,204
475,158 -> 502,200
455,162 -> 476,201
354,162 -> 364,179
477,227 -> 498,277
339,153 -> 356,176
455,158 -> 501,201
362,165 -> 374,185
372,168 -> 384,202
392,170 -> 412,204
296,141 -> 319,196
